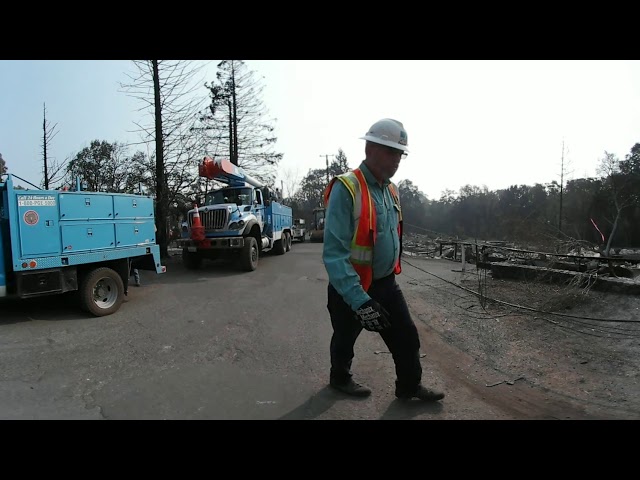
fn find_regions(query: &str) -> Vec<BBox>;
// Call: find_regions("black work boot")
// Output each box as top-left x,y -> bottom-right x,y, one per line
396,384 -> 445,402
330,379 -> 372,397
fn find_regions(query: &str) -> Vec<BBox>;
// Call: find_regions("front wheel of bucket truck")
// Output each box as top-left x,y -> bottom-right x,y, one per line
79,267 -> 124,317
241,236 -> 259,271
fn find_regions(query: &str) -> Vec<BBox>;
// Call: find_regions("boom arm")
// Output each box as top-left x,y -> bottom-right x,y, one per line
199,157 -> 264,188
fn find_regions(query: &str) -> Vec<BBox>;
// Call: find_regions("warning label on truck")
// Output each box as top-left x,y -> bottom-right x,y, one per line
17,195 -> 57,207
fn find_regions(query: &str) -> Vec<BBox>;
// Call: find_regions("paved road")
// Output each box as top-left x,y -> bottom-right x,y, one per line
0,242 -> 535,420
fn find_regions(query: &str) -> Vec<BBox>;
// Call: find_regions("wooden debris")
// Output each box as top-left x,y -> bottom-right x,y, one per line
486,376 -> 525,388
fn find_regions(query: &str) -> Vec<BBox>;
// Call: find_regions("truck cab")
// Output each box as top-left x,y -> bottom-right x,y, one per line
292,218 -> 306,242
176,157 -> 293,271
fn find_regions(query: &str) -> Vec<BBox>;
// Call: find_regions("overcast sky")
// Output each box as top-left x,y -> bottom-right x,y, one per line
2,60 -> 639,199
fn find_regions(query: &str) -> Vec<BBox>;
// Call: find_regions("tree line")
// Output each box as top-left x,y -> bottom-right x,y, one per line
393,143 -> 640,255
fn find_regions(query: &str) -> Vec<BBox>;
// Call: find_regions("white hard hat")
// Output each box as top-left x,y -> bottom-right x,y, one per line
360,118 -> 409,152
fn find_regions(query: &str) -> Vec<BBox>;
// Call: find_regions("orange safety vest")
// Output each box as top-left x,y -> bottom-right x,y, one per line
324,168 -> 403,291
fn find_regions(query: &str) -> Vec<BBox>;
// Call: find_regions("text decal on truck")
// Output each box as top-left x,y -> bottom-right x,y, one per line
17,195 -> 57,207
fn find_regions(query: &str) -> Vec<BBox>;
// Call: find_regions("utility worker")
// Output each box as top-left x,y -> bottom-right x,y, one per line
322,118 -> 445,402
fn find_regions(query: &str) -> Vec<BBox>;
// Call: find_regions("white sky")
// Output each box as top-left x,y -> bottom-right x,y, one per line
2,60 -> 639,199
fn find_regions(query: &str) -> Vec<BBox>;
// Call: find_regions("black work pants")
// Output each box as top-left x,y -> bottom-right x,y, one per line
327,274 -> 422,396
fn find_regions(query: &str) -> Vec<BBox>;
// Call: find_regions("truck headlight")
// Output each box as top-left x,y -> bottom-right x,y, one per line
229,220 -> 245,230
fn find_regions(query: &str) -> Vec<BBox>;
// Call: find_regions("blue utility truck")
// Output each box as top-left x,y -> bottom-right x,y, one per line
177,157 -> 293,271
0,174 -> 165,316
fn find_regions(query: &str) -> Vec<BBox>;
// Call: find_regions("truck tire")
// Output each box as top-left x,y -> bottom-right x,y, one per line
182,248 -> 202,270
241,236 -> 259,271
79,267 -> 124,317
285,232 -> 292,252
300,234 -> 305,243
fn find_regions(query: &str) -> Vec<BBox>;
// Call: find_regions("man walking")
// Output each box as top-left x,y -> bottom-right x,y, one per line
322,118 -> 444,402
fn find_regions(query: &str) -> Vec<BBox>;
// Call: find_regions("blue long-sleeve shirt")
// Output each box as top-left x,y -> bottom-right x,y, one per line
322,162 -> 401,311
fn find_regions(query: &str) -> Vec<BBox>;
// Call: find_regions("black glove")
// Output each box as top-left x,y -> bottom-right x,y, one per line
355,299 -> 391,332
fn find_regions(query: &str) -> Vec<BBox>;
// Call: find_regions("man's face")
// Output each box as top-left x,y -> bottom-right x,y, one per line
377,144 -> 407,180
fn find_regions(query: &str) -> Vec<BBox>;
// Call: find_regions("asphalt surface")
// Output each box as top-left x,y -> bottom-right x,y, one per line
0,242 -> 533,420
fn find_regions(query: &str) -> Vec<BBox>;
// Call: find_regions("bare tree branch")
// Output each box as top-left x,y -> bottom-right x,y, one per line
196,60 -> 282,186
40,103 -> 67,189
120,60 -> 212,257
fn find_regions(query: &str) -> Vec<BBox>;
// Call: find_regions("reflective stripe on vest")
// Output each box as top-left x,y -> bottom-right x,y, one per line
324,168 -> 402,291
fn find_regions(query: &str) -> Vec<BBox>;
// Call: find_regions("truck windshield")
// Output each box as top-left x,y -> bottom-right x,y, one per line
206,187 -> 253,206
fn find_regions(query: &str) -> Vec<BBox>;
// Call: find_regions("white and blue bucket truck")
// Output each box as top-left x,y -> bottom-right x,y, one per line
177,157 -> 293,271
0,174 -> 165,316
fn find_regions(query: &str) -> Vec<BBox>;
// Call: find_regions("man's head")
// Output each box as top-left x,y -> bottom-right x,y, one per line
361,118 -> 408,181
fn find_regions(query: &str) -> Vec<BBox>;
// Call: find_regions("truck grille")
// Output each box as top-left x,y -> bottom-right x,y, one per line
190,209 -> 228,231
